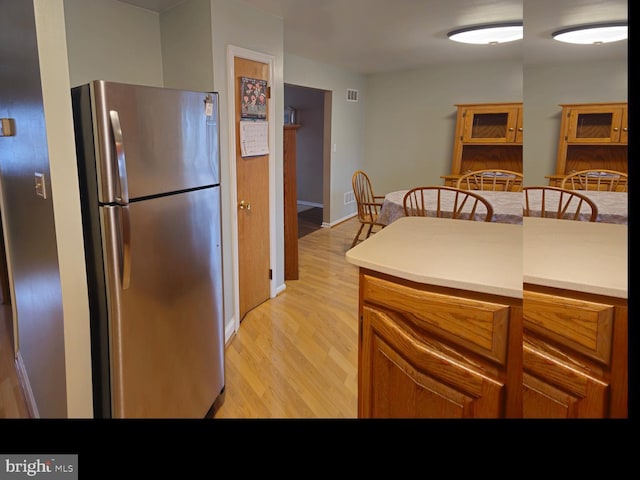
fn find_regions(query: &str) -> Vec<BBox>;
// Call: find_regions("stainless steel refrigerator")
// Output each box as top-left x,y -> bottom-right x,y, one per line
71,80 -> 225,418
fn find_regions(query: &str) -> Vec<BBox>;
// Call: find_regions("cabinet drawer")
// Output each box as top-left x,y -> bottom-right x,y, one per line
362,274 -> 512,365
524,290 -> 614,365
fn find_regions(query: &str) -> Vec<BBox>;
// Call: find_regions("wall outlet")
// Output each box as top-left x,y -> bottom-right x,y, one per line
34,172 -> 46,199
344,191 -> 355,204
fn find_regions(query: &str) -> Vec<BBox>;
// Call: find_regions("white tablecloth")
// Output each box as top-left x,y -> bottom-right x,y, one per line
378,190 -> 523,225
574,191 -> 627,225
524,190 -> 627,225
378,190 -> 627,226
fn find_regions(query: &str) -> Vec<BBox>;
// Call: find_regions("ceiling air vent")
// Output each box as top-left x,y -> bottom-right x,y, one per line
346,89 -> 359,102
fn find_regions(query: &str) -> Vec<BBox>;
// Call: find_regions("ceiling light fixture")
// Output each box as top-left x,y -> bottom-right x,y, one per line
447,22 -> 523,45
552,22 -> 627,45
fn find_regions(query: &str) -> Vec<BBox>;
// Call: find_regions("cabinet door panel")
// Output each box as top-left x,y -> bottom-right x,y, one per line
553,103 -> 628,182
360,306 -> 505,418
523,341 -> 608,418
566,107 -> 624,143
371,336 -> 472,418
461,106 -> 520,143
523,373 -> 580,418
514,107 -> 523,143
619,107 -> 628,144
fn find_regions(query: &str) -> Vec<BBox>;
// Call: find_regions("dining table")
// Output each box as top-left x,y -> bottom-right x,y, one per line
378,189 -> 627,226
524,190 -> 627,225
377,189 -> 524,225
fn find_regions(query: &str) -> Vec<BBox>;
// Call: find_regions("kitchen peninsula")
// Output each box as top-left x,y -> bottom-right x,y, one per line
522,217 -> 627,418
345,216 -> 523,418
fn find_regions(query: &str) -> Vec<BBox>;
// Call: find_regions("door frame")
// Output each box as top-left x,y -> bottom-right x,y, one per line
226,45 -> 277,334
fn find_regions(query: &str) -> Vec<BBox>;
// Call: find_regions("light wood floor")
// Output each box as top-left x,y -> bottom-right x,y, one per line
0,304 -> 29,418
0,216 -> 363,419
214,216 -> 360,418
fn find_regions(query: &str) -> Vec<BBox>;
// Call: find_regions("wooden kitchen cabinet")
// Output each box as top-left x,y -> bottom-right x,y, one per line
563,103 -> 627,144
523,285 -> 627,418
547,102 -> 628,186
442,103 -> 523,186
358,269 -> 522,418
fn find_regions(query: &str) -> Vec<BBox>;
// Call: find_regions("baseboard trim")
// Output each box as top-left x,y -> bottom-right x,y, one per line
224,319 -> 237,346
297,200 -> 323,209
327,212 -> 357,227
275,282 -> 287,296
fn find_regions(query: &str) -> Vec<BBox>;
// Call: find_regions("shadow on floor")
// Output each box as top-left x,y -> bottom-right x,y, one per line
298,207 -> 323,238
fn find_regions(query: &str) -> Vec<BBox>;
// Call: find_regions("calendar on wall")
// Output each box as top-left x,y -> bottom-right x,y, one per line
239,120 -> 269,157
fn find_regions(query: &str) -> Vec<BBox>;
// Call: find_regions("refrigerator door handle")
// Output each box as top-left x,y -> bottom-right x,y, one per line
109,110 -> 130,205
120,205 -> 132,290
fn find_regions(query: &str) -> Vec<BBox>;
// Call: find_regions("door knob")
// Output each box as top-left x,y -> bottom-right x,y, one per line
239,200 -> 251,210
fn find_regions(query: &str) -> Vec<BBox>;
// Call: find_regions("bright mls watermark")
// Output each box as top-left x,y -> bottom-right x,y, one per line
0,456 -> 77,480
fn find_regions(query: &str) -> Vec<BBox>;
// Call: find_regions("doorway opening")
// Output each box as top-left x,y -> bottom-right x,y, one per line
284,83 -> 331,238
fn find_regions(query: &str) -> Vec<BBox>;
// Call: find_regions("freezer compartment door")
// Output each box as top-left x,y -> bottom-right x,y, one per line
101,187 -> 224,418
91,81 -> 219,202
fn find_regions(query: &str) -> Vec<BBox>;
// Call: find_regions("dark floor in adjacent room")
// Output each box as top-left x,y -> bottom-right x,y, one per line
298,207 -> 323,238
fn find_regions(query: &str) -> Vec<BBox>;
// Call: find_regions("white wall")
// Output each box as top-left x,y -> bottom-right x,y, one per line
284,53 -> 368,224
211,0 -> 284,334
523,60 -> 628,186
34,0 -> 93,417
160,0 -> 214,92
361,58 -> 626,192
64,0 -> 164,87
364,61 -> 522,195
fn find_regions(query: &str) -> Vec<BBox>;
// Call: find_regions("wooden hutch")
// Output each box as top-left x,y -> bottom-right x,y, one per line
442,102 -> 523,187
546,102 -> 628,186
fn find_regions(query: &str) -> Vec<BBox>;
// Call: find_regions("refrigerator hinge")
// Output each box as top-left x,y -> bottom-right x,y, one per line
269,269 -> 272,280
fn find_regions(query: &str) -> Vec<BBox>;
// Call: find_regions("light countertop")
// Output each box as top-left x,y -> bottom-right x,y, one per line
523,217 -> 628,298
345,216 -> 522,298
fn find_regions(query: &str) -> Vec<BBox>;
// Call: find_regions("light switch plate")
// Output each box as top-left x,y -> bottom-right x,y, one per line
35,172 -> 46,199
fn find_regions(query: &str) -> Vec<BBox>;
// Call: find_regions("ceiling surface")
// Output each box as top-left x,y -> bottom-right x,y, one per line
118,0 -> 628,74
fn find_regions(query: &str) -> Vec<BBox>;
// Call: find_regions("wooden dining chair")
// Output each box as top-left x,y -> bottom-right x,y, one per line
456,169 -> 524,192
351,170 -> 386,248
560,169 -> 628,192
403,186 -> 494,222
523,186 -> 598,221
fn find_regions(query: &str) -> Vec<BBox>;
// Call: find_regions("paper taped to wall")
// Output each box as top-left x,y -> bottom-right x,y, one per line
240,120 -> 269,157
